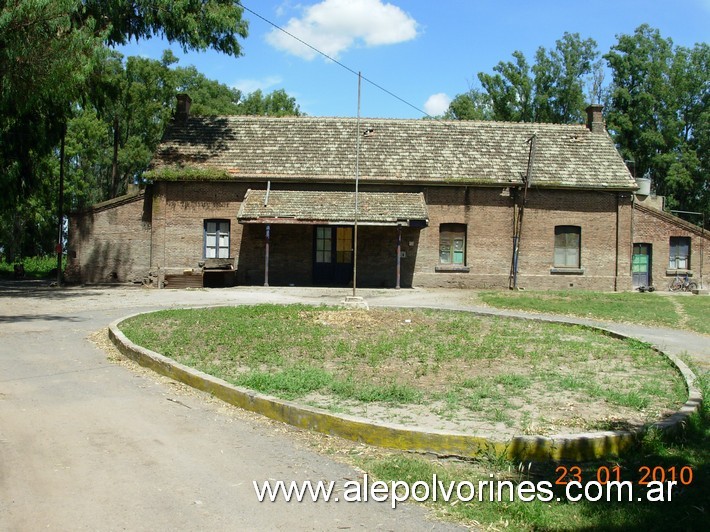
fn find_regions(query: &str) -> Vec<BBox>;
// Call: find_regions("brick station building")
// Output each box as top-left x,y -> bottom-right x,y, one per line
66,98 -> 708,291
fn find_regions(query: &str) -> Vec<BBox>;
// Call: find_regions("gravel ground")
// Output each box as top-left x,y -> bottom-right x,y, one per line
1,281 -> 706,531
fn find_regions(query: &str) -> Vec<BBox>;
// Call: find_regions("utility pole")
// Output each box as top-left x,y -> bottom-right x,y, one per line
343,72 -> 368,309
353,72 -> 361,298
56,123 -> 66,286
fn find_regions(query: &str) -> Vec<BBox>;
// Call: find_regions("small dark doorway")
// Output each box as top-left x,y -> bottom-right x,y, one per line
313,226 -> 353,285
632,243 -> 652,287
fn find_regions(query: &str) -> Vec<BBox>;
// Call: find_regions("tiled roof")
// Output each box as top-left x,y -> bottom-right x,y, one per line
238,189 -> 428,226
150,116 -> 636,190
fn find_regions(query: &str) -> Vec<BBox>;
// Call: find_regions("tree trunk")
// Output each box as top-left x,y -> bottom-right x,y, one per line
111,114 -> 119,198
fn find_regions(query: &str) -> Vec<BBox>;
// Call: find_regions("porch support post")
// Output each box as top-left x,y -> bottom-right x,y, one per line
396,224 -> 402,289
264,224 -> 270,287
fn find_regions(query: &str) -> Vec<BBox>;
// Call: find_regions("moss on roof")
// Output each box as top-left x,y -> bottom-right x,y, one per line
144,166 -> 231,181
147,116 -> 636,190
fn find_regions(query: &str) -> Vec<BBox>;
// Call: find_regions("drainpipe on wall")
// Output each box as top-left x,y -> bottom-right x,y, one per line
614,193 -> 620,292
629,192 -> 640,288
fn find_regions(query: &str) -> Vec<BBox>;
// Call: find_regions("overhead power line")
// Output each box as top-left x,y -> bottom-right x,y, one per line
237,1 -> 434,119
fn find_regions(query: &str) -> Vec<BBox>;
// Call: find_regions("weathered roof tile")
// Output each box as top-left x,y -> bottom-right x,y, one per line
150,116 -> 636,190
238,189 -> 428,226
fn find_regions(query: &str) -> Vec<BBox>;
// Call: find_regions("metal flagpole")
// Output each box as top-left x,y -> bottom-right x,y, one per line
353,72 -> 361,297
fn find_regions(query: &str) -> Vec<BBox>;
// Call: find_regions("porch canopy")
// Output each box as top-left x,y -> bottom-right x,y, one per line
237,189 -> 429,227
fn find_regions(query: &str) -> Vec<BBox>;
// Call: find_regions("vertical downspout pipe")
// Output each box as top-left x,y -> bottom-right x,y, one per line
614,193 -> 620,292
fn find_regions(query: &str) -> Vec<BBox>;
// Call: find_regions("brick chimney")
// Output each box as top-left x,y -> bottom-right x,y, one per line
585,104 -> 605,133
175,94 -> 192,122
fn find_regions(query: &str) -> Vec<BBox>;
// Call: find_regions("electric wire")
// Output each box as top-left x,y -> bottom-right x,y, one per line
237,1 -> 435,119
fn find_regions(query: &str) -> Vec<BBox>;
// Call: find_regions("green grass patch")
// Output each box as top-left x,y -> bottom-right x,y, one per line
354,369 -> 710,531
117,303 -> 705,530
0,255 -> 63,279
479,290 -> 708,335
676,296 -> 710,335
119,305 -> 686,433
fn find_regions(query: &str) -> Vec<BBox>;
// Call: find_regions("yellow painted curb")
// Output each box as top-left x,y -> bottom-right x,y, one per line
108,309 -> 702,462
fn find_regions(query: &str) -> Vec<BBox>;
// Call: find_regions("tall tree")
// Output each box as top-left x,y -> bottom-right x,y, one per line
62,51 -> 303,209
478,51 -> 533,122
0,0 -> 249,260
605,25 -> 708,222
0,0 -> 105,260
237,89 -> 301,117
175,65 -> 242,116
457,33 -> 599,124
604,25 -> 675,183
444,88 -> 492,121
533,33 -> 599,123
80,0 -> 248,55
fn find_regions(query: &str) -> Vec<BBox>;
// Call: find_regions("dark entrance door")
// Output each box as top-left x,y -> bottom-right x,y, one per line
632,243 -> 652,287
313,226 -> 353,285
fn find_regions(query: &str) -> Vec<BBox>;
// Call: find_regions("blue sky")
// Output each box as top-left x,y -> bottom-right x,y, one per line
116,0 -> 710,119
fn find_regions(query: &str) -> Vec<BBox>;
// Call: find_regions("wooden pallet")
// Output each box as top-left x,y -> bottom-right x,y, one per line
164,274 -> 203,289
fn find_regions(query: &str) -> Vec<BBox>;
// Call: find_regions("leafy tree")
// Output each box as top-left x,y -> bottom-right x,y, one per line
604,25 -> 675,182
62,51 -> 302,208
0,0 -> 248,261
0,1 -> 106,260
236,89 -> 302,117
478,51 -> 533,122
456,33 -> 599,124
80,0 -> 248,55
532,33 -> 599,123
605,25 -> 708,222
175,65 -> 242,116
444,89 -> 492,120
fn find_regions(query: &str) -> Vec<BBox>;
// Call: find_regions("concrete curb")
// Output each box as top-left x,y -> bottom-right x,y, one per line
108,308 -> 703,462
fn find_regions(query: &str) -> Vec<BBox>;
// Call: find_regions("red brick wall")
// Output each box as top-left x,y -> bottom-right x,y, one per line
633,205 -> 709,290
66,193 -> 151,283
70,181 -> 637,291
413,187 -> 633,290
152,181 -> 248,274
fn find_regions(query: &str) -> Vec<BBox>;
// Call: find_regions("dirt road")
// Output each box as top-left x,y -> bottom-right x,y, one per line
0,283 -> 462,531
2,282 -> 706,530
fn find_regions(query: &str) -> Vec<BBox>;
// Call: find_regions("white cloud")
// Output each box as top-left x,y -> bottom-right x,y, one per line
423,93 -> 451,116
266,0 -> 419,60
231,76 -> 283,94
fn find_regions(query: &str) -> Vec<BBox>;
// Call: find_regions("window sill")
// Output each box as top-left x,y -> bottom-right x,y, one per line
435,265 -> 470,273
550,267 -> 585,275
666,269 -> 693,277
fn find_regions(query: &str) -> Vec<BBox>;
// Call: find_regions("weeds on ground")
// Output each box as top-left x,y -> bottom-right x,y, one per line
0,256 -> 62,279
118,303 -> 706,530
119,305 -> 686,433
355,370 -> 708,530
479,290 -> 708,335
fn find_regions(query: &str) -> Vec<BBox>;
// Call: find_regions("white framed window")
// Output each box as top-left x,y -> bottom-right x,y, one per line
204,220 -> 230,258
554,226 -> 581,268
439,224 -> 466,265
668,236 -> 690,269
315,226 -> 332,263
